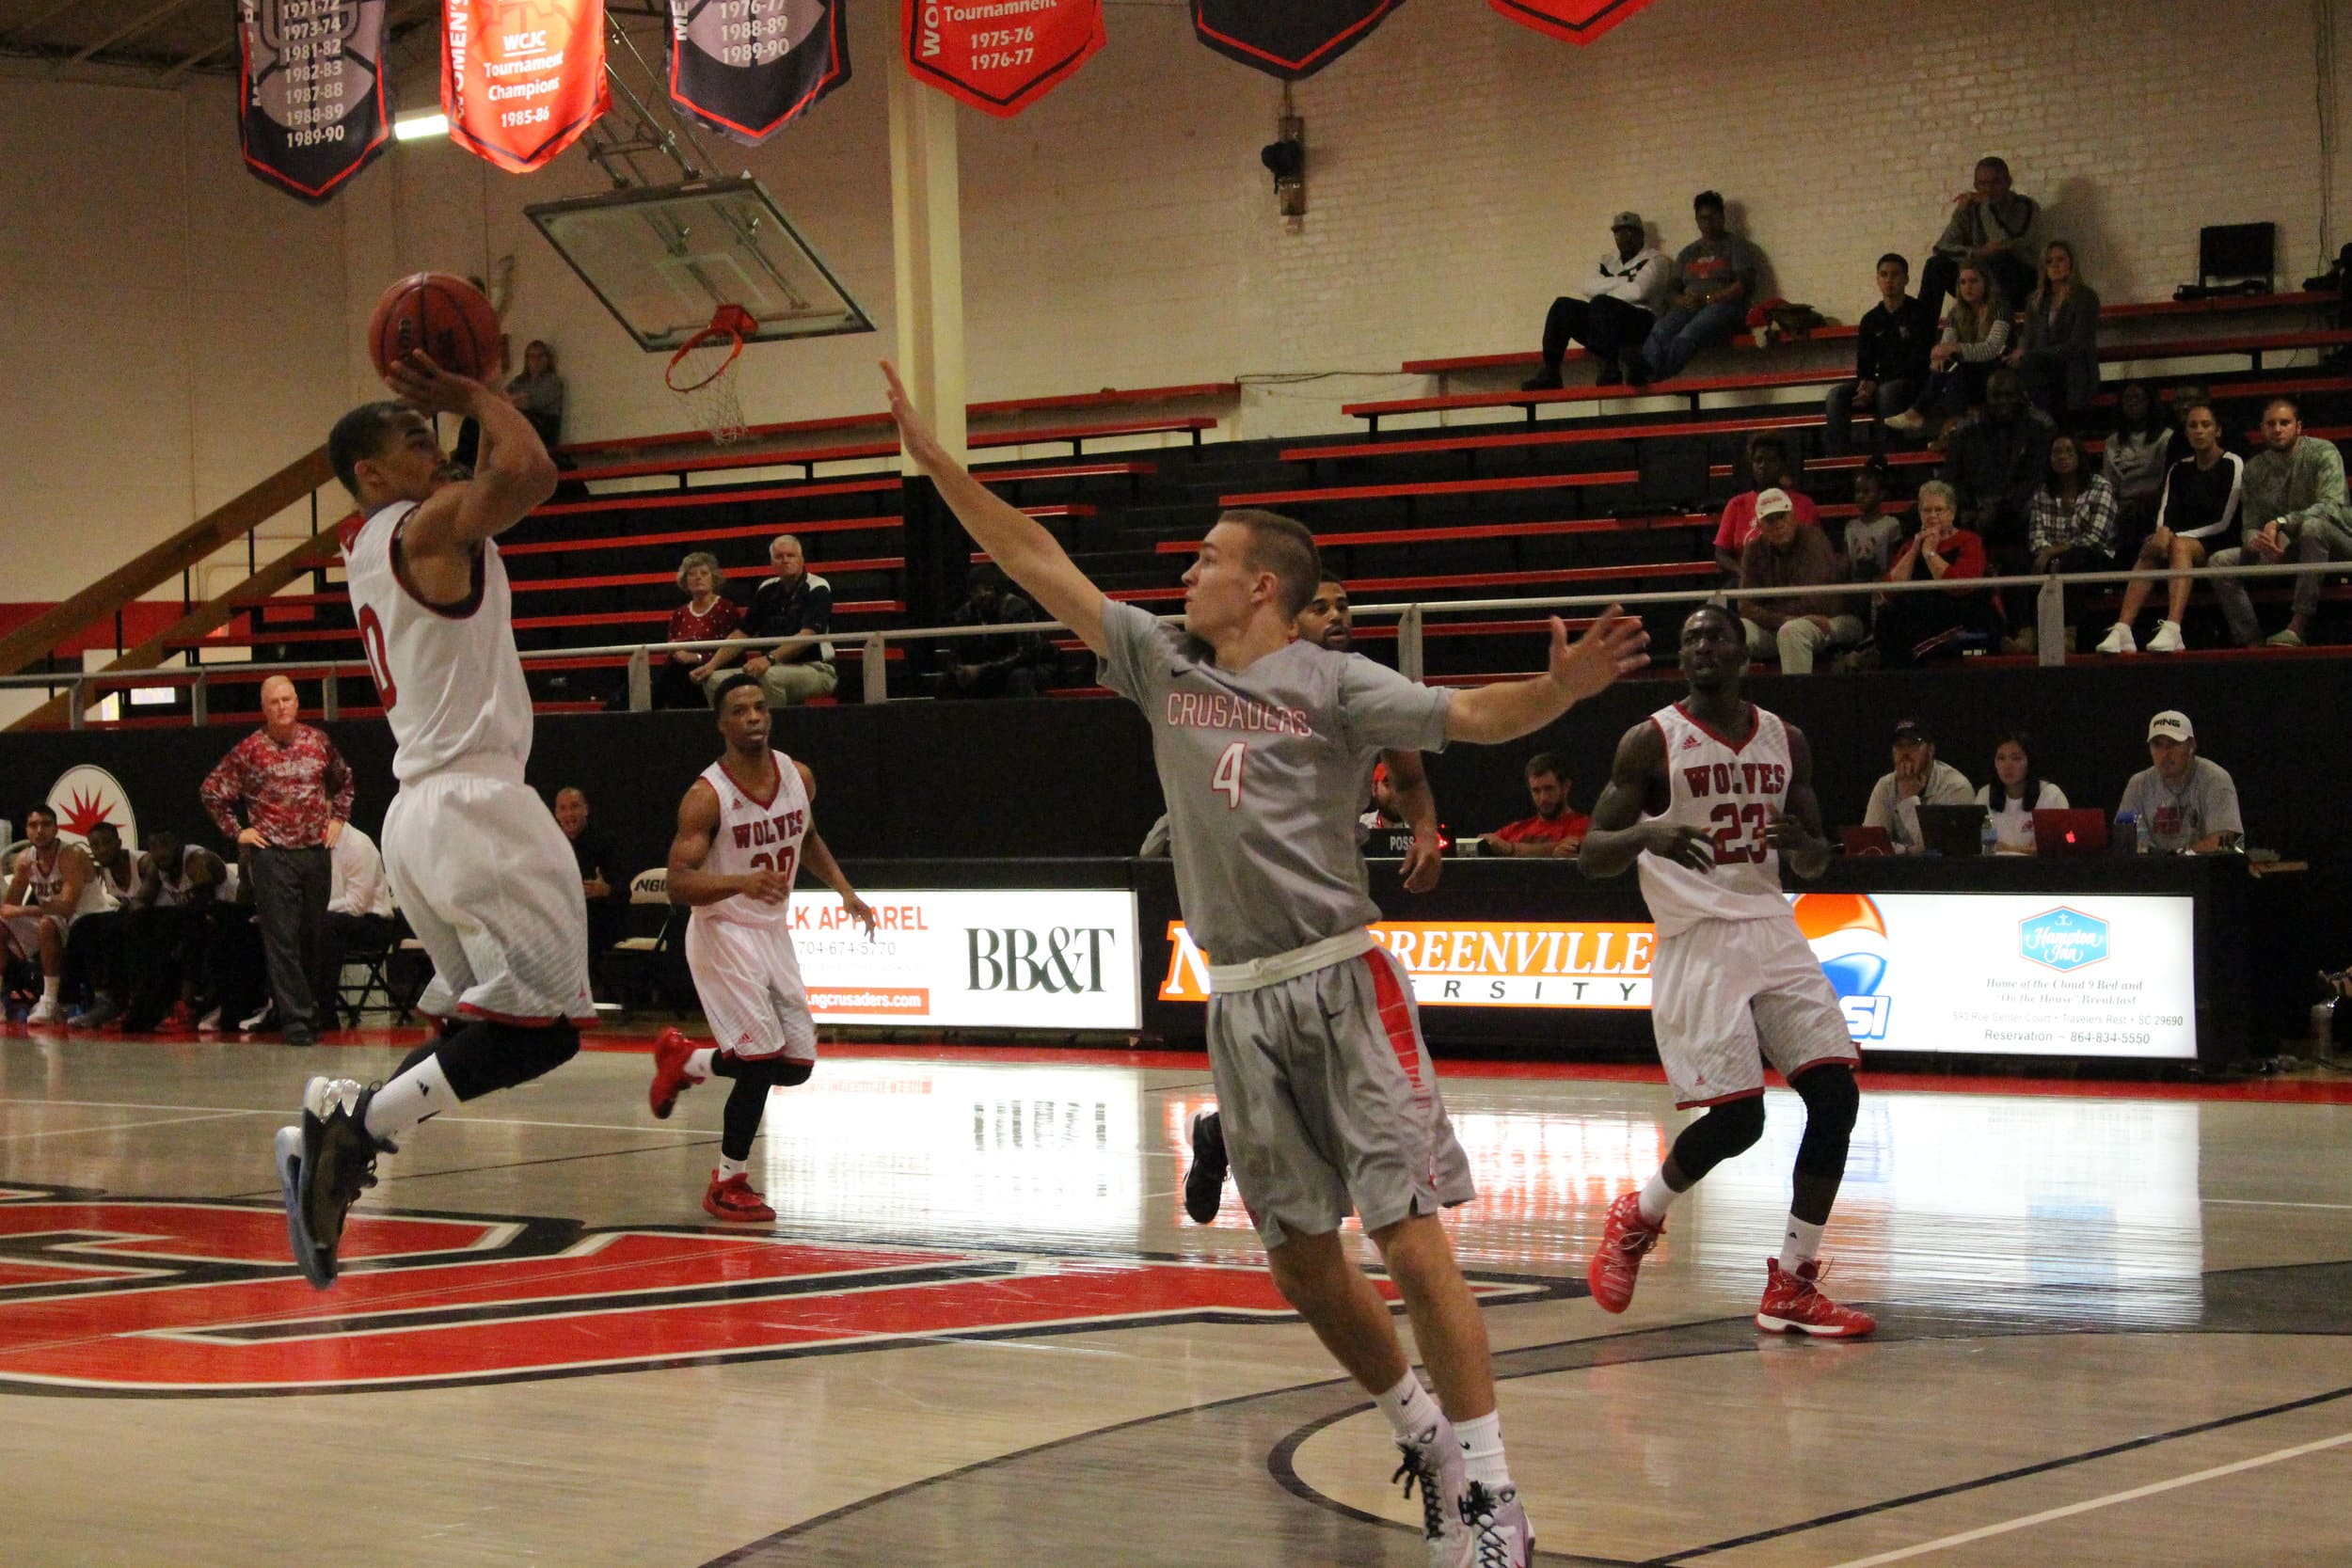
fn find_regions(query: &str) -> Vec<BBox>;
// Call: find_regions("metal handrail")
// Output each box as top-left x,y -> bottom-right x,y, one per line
8,559 -> 2348,726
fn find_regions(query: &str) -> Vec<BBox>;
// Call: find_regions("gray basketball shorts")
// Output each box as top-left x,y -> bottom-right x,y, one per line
1206,945 -> 1475,1250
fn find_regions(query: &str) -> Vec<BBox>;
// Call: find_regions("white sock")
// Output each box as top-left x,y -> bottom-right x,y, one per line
364,1055 -> 454,1143
685,1047 -> 716,1081
1455,1411 -> 1512,1491
41,975 -> 59,1002
1637,1171 -> 1679,1227
1779,1214 -> 1826,1273
1371,1370 -> 1441,1442
717,1156 -> 747,1180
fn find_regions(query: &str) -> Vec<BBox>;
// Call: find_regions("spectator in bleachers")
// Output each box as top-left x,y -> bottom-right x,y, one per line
1976,732 -> 2070,854
505,340 -> 565,449
1624,191 -> 1759,387
1478,753 -> 1589,858
2008,241 -> 2101,424
1524,211 -> 1673,390
1737,489 -> 1863,673
2102,382 -> 2174,538
708,533 -> 837,705
1863,718 -> 1976,855
1711,433 -> 1818,577
1822,254 -> 1936,456
59,822 -> 135,1027
1841,462 -> 1906,582
1919,156 -> 2040,323
1883,263 -> 2011,437
554,786 -> 628,992
946,565 -> 1057,698
2,805 -> 112,1025
199,673 -> 353,1046
656,551 -> 743,709
2119,710 -> 2243,853
324,821 -> 397,1023
1936,369 -> 2054,573
2027,432 -> 2122,648
2211,397 -> 2352,648
1877,480 -> 1994,665
2098,400 -> 2245,655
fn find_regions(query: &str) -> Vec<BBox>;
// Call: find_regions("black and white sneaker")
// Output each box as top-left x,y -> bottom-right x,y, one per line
1391,1416 -> 1467,1568
276,1076 -> 389,1290
1184,1108 -> 1228,1225
1459,1481 -> 1533,1568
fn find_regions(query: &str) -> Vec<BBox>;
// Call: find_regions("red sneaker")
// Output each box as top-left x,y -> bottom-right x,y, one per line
1587,1190 -> 1663,1314
703,1172 -> 775,1223
1756,1259 -> 1877,1338
648,1027 -> 698,1119
160,1001 -> 196,1034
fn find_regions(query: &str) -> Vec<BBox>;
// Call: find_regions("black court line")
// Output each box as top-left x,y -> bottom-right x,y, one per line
214,1136 -> 720,1202
1645,1379 -> 2352,1563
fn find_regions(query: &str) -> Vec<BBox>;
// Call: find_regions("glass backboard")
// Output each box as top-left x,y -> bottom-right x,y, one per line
525,177 -> 873,352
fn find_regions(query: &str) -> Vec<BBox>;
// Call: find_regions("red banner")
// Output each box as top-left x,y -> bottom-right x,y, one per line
669,0 -> 850,145
442,0 -> 611,173
1191,0 -> 1403,79
901,0 -> 1105,118
236,0 -> 391,202
1488,0 -> 1661,45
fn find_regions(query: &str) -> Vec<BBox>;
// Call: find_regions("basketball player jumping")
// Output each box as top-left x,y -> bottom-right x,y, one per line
646,673 -> 876,1221
885,361 -> 1646,1568
277,352 -> 596,1289
1577,604 -> 1876,1338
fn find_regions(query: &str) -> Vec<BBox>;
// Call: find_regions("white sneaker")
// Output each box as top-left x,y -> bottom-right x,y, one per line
1391,1417 -> 1468,1568
240,1001 -> 277,1033
2146,621 -> 2185,653
197,1006 -> 224,1031
25,996 -> 63,1026
2093,623 -> 2136,655
1458,1482 -> 1534,1568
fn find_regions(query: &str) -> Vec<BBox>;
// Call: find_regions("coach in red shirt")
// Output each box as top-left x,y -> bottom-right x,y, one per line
1480,752 -> 1592,858
200,675 -> 355,1045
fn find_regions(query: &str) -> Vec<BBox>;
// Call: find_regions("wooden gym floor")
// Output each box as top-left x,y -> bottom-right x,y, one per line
2,1024 -> 2348,1567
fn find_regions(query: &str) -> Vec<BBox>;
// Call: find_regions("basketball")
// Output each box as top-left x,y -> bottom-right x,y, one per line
368,272 -> 501,381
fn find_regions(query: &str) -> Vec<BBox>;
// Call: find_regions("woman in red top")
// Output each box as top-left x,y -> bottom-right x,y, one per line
656,551 -> 744,709
1876,480 -> 1995,666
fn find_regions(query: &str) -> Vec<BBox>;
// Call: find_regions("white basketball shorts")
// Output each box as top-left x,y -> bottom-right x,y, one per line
685,913 -> 814,1062
1648,914 -> 1858,1108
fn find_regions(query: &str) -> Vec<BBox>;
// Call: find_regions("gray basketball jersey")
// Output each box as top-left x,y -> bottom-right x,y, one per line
1097,600 -> 1452,964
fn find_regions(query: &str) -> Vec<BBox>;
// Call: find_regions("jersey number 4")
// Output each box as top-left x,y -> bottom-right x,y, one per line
358,606 -> 397,711
1708,802 -> 1770,864
1211,742 -> 1247,808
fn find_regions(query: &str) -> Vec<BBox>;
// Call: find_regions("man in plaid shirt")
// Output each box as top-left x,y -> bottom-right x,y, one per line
200,675 -> 355,1045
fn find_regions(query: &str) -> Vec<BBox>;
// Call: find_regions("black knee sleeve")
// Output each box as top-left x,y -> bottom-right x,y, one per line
1668,1094 -> 1766,1183
1790,1064 -> 1859,1180
710,1056 -> 810,1161
709,1054 -> 814,1088
432,1019 -> 580,1101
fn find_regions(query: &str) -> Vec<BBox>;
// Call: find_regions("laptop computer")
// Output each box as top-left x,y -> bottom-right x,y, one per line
1915,803 -> 1990,858
1839,825 -> 1894,857
2033,807 -> 2110,857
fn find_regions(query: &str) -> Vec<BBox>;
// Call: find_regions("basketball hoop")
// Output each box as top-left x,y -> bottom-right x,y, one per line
665,305 -> 756,444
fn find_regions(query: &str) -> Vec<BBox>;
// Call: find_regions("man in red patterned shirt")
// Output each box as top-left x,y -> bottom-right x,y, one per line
1478,753 -> 1591,858
199,675 -> 355,1046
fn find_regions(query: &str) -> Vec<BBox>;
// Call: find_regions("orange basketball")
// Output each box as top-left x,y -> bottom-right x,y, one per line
369,272 -> 501,381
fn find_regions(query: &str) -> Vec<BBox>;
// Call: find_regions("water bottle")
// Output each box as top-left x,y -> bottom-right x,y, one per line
1979,811 -> 1999,857
2116,810 -> 2140,857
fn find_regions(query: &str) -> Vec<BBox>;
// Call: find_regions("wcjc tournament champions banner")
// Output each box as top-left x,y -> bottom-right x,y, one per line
237,0 -> 391,201
668,0 -> 851,145
1189,0 -> 1405,79
901,0 -> 1105,117
442,0 -> 611,173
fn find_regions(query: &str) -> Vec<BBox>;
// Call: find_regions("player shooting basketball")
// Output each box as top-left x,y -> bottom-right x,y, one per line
884,360 -> 1646,1568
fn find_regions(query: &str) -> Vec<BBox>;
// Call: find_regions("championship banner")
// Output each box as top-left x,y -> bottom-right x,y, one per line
442,0 -> 610,174
669,0 -> 851,145
1488,0 -> 1662,46
1191,0 -> 1403,80
901,0 -> 1105,119
236,1 -> 390,202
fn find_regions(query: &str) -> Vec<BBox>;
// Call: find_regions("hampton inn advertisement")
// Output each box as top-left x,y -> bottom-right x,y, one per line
1158,892 -> 2196,1060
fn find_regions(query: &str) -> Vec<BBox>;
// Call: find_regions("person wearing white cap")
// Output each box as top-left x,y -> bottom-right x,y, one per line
2117,711 -> 2244,854
1736,488 -> 1862,673
1525,211 -> 1672,389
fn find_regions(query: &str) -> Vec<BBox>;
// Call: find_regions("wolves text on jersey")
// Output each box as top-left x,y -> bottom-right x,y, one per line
1164,690 -> 1313,737
1680,760 -> 1789,801
730,809 -> 806,851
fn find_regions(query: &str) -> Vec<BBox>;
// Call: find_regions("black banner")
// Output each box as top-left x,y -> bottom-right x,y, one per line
669,0 -> 850,145
236,0 -> 390,202
1191,0 -> 1403,79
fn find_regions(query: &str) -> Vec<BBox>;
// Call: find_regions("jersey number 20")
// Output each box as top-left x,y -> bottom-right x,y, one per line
1708,802 -> 1770,864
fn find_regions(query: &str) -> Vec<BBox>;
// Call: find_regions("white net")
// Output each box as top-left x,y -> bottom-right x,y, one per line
665,309 -> 752,444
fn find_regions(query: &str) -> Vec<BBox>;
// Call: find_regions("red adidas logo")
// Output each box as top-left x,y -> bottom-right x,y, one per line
1681,735 -> 1702,750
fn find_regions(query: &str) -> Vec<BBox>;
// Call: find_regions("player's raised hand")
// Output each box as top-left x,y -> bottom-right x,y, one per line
1549,608 -> 1651,703
384,350 -> 487,417
842,893 -> 879,940
880,360 -> 952,471
1644,822 -> 1717,873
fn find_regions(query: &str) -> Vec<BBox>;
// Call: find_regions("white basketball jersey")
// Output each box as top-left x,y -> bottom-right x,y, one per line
692,751 -> 810,929
1637,701 -> 1797,937
340,500 -> 534,784
21,845 -> 115,916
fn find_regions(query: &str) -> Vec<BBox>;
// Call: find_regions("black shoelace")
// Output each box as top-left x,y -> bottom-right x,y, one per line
1391,1440 -> 1449,1544
1460,1481 -> 1517,1567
